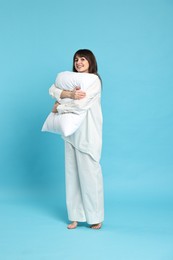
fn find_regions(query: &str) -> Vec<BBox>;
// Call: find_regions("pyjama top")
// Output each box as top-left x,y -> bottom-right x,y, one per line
50,76 -> 103,162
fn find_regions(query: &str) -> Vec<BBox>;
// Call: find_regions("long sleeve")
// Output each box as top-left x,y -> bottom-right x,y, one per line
49,84 -> 63,103
57,78 -> 101,115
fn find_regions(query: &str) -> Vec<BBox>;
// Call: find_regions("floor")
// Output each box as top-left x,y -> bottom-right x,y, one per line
0,189 -> 173,260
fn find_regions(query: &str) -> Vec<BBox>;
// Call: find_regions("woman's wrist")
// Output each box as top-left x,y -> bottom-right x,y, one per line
60,89 -> 86,100
60,90 -> 72,99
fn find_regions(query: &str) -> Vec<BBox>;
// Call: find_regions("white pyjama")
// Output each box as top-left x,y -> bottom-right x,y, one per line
51,76 -> 104,224
65,141 -> 104,224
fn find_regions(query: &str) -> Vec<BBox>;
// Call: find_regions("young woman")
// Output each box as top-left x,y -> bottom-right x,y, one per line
52,49 -> 104,229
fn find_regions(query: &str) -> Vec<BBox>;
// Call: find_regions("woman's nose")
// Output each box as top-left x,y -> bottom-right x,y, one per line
77,59 -> 82,64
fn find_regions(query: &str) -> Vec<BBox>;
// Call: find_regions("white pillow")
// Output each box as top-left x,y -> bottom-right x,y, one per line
55,71 -> 98,91
41,71 -> 98,137
41,112 -> 86,137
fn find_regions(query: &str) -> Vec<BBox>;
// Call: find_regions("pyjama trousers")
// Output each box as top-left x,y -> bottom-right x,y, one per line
65,141 -> 104,224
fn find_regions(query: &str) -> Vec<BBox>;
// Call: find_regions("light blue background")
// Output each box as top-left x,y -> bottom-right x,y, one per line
0,0 -> 173,259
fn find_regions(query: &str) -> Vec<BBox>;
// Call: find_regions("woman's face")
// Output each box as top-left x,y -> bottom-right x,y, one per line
74,55 -> 90,73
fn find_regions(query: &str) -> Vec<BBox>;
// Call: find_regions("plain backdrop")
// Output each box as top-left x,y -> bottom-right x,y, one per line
0,0 -> 172,200
0,1 -> 173,259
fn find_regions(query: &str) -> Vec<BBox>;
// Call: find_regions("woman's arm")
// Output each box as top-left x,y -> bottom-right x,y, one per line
53,78 -> 101,114
61,87 -> 86,99
49,84 -> 86,102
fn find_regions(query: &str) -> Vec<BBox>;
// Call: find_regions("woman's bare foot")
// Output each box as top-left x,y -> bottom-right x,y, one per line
67,221 -> 78,229
90,223 -> 102,229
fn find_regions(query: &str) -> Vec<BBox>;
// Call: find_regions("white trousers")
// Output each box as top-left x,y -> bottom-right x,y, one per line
65,141 -> 104,224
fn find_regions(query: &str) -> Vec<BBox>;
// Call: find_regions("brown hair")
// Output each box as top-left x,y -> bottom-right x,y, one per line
73,49 -> 99,76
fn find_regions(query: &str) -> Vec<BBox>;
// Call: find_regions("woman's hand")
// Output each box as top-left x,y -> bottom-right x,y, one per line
71,87 -> 86,100
52,101 -> 60,113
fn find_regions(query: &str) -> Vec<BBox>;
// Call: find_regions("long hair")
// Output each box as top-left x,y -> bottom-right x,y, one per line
72,49 -> 102,82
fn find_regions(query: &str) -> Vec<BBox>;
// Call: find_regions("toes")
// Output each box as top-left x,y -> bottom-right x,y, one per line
67,222 -> 78,229
90,223 -> 102,229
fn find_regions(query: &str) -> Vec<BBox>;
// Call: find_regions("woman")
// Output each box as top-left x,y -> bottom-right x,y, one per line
52,49 -> 104,229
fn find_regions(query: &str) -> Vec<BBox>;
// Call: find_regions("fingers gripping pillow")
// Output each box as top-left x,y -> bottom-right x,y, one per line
41,71 -> 98,137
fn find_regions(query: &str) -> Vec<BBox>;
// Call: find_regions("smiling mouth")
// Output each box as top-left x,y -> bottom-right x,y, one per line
76,66 -> 83,69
